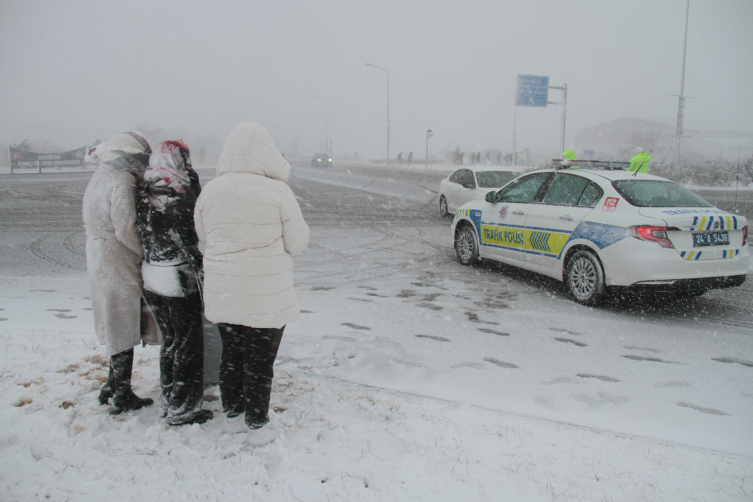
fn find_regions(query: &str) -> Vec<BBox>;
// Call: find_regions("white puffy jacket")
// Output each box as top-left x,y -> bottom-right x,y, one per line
194,123 -> 309,328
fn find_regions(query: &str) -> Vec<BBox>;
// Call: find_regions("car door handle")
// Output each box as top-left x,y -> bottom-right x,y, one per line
513,210 -> 525,215
559,215 -> 574,221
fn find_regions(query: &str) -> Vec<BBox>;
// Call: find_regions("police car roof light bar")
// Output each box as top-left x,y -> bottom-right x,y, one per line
551,160 -> 631,170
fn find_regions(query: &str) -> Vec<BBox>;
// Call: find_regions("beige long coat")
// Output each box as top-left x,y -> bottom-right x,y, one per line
82,166 -> 145,355
194,123 -> 309,328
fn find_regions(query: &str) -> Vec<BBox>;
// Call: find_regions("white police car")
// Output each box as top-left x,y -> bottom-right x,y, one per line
451,162 -> 749,304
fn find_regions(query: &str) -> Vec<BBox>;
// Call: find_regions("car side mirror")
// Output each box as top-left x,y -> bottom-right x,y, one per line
462,182 -> 474,189
485,191 -> 496,203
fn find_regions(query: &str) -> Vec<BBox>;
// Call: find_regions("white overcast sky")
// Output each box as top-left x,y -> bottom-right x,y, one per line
1,0 -> 751,158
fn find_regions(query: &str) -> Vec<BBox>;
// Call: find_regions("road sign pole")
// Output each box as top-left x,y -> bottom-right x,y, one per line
513,77 -> 517,166
561,83 -> 568,154
548,83 -> 568,157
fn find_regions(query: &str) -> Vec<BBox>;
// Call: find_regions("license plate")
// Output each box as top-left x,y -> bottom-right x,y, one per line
692,232 -> 729,247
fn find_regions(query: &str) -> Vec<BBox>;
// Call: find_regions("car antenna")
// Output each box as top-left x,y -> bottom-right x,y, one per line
632,149 -> 652,177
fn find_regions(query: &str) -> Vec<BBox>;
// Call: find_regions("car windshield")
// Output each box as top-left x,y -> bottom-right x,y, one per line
612,180 -> 713,208
475,171 -> 519,188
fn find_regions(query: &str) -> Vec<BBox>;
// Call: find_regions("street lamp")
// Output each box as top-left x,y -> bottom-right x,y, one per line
312,95 -> 328,155
366,63 -> 390,166
425,129 -> 433,170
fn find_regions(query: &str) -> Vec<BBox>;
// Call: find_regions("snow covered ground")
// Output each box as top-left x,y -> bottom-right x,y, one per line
1,167 -> 752,501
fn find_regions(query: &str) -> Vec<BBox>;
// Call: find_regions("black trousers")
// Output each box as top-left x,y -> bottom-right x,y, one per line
217,323 -> 284,427
143,290 -> 205,419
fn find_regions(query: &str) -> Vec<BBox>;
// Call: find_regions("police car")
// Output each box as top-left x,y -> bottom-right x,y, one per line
451,160 -> 749,304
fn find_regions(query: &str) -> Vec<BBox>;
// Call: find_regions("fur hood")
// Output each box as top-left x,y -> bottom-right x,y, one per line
86,131 -> 152,178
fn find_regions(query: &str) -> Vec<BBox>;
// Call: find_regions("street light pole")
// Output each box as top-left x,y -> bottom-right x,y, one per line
675,0 -> 690,163
425,129 -> 433,170
366,63 -> 390,166
312,95 -> 328,155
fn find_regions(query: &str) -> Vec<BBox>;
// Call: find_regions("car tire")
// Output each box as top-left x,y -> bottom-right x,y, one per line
455,224 -> 479,266
565,250 -> 606,305
439,196 -> 449,217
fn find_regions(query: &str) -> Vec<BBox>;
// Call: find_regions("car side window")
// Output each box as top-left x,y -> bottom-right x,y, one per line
577,183 -> 603,207
460,169 -> 476,189
542,174 -> 590,206
449,170 -> 463,184
497,173 -> 550,203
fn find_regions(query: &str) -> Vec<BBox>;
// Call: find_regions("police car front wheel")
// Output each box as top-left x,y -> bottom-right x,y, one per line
565,250 -> 606,305
455,225 -> 479,266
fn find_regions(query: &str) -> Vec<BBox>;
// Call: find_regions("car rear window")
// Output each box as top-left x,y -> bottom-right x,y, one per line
542,174 -> 590,206
612,180 -> 712,208
578,183 -> 603,207
476,170 -> 519,188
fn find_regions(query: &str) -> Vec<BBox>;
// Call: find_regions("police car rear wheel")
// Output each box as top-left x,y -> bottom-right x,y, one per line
566,250 -> 606,305
439,196 -> 449,217
455,225 -> 479,265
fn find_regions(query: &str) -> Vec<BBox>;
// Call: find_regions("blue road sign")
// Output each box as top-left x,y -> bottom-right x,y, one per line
516,74 -> 549,107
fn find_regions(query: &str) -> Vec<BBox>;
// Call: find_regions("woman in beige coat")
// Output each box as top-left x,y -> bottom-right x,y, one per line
82,131 -> 155,414
194,123 -> 309,445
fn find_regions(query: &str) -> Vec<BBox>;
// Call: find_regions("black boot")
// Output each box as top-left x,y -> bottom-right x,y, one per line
110,348 -> 154,414
167,410 -> 214,426
98,364 -> 114,405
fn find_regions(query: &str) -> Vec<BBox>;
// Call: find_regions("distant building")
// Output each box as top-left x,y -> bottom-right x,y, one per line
572,117 -> 753,162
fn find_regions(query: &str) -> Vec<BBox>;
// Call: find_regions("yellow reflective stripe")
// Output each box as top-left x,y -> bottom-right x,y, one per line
479,225 -> 571,255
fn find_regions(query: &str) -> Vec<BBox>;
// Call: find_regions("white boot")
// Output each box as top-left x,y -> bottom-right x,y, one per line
245,425 -> 277,446
225,414 -> 247,434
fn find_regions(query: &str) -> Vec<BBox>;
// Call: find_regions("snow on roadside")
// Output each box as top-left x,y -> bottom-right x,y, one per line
1,324 -> 751,501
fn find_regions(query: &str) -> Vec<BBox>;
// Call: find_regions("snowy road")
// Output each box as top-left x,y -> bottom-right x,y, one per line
0,166 -> 752,500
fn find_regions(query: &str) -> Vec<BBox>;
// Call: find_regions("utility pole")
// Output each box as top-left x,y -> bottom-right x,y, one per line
675,0 -> 690,162
425,129 -> 433,169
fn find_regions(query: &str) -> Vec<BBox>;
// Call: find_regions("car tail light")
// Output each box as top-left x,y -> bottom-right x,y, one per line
744,225 -> 748,246
629,226 -> 680,248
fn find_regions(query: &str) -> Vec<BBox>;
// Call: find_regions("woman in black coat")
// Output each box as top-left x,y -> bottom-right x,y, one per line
137,140 -> 212,426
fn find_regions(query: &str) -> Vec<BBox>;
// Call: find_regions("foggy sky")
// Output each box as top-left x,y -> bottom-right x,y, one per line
1,0 -> 752,159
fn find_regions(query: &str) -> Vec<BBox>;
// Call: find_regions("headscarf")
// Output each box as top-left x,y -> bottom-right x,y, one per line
85,131 -> 152,178
143,140 -> 192,194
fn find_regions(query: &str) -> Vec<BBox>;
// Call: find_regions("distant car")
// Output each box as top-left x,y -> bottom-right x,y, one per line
311,153 -> 332,167
451,166 -> 749,304
439,166 -> 521,217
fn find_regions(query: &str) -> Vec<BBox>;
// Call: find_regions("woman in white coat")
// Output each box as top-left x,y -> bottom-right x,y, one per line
82,131 -> 155,414
194,123 -> 309,445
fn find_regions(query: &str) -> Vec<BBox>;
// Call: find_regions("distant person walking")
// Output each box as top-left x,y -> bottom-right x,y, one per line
397,152 -> 403,165
407,152 -> 414,166
137,140 -> 213,426
82,132 -> 155,414
194,123 -> 309,446
628,147 -> 651,173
